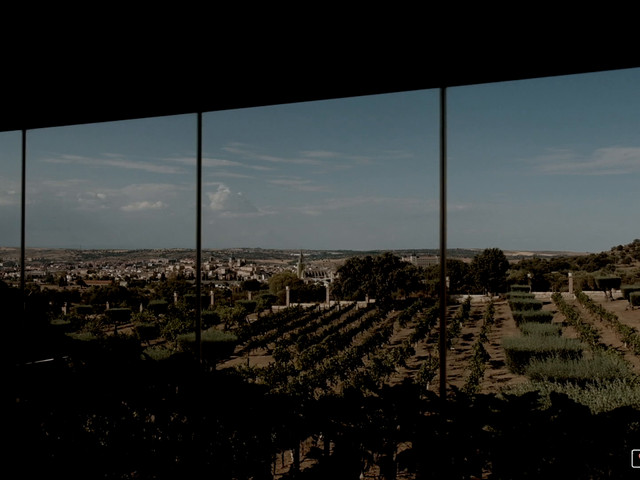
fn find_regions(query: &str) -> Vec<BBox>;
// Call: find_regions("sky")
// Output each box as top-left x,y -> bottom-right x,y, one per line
1,67 -> 639,253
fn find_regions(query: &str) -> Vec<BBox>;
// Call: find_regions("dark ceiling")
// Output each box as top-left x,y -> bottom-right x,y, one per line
3,42 -> 639,133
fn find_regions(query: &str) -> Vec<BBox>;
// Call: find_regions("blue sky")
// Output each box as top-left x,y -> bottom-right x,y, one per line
1,67 -> 639,252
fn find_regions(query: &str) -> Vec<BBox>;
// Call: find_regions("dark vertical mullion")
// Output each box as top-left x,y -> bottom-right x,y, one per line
21,129 -> 26,316
439,87 -> 448,399
196,112 -> 203,364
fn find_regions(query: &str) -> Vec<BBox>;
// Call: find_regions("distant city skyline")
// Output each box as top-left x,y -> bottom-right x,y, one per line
1,67 -> 639,253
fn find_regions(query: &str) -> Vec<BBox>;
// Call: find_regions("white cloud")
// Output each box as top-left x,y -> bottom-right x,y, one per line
268,178 -> 330,192
291,195 -> 433,216
207,184 -> 258,213
76,191 -> 110,210
222,143 -> 321,165
121,200 -> 167,212
42,154 -> 186,175
533,146 -> 640,175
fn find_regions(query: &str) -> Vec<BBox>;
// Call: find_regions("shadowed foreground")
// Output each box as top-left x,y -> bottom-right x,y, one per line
8,339 -> 640,480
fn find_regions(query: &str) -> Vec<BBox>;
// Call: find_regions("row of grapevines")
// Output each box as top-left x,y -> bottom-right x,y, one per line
552,293 -> 603,352
238,305 -> 310,342
463,300 -> 494,394
294,307 -> 379,371
285,303 -> 363,354
575,290 -> 640,355
243,304 -> 351,351
247,307 -> 384,395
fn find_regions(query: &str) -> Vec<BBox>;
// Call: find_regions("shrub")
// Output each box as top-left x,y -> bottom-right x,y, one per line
621,284 -> 640,300
502,335 -> 583,375
105,307 -> 132,324
508,298 -> 543,312
512,310 -> 554,326
630,292 -> 640,309
148,299 -> 169,315
74,304 -> 94,315
524,353 -> 634,386
201,309 -> 221,328
142,345 -> 174,361
134,322 -> 159,344
503,378 -> 640,414
177,327 -> 238,364
505,291 -> 534,300
510,284 -> 531,293
519,322 -> 562,337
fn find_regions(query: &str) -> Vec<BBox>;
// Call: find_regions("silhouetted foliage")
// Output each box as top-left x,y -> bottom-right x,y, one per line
331,252 -> 423,306
470,247 -> 510,295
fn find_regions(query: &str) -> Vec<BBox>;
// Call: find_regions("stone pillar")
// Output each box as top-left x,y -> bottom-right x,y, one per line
62,302 -> 67,315
286,286 -> 290,307
106,301 -> 110,311
568,272 -> 574,294
139,303 -> 143,313
174,291 -> 178,304
248,291 -> 252,301
210,290 -> 215,308
325,284 -> 330,306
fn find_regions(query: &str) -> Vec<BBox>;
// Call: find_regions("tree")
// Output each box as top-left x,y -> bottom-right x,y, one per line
241,279 -> 263,292
593,275 -> 621,301
331,252 -> 423,306
470,248 -> 509,295
268,271 -> 303,304
425,259 -> 474,294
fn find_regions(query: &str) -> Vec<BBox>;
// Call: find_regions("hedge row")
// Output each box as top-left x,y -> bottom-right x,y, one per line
519,322 -> 562,337
621,284 -> 640,301
177,328 -> 238,365
525,353 -> 634,386
502,335 -> 583,375
511,310 -> 554,326
508,298 -> 542,312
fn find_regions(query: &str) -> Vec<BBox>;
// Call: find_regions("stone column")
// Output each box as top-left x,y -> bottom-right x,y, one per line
325,284 -> 330,306
286,286 -> 290,307
174,291 -> 178,304
210,290 -> 215,308
568,272 -> 574,294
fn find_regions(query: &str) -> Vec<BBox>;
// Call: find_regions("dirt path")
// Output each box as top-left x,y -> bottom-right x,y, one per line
479,300 -> 528,394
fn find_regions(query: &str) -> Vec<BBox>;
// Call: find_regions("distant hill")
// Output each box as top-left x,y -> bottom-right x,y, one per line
2,241 -> 639,265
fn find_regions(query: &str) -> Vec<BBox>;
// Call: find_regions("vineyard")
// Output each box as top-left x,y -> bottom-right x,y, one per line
10,284 -> 640,478
210,290 -> 640,478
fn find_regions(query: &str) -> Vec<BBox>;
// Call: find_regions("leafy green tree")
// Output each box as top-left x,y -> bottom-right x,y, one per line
268,271 -> 302,295
593,275 -> 621,300
470,248 -> 510,295
424,259 -> 474,294
331,252 -> 423,306
241,278 -> 263,292
268,271 -> 303,304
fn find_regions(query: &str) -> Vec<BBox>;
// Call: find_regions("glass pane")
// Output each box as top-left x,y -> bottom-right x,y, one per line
202,91 -> 439,251
449,68 -> 640,254
0,131 -> 21,281
26,115 -> 196,249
